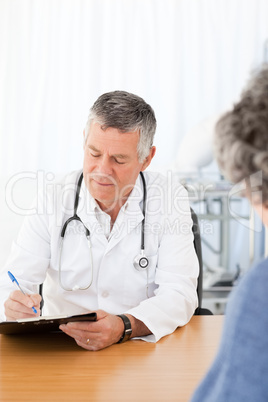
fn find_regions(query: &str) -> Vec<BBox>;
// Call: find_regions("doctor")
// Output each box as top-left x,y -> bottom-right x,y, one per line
1,90 -> 198,350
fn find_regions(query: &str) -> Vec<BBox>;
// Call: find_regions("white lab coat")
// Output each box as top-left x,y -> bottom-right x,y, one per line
0,170 -> 198,342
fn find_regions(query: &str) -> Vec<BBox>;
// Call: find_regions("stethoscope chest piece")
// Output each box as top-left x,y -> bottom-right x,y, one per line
133,251 -> 149,271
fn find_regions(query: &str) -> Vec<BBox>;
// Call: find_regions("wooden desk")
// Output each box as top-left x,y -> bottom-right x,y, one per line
0,315 -> 223,402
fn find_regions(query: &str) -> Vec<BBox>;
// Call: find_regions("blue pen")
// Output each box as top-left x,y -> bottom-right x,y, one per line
8,271 -> 37,314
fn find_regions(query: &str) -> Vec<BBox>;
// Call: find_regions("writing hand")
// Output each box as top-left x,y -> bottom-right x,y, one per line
4,290 -> 41,321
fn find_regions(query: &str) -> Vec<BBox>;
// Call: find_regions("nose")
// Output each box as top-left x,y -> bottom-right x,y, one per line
97,155 -> 113,176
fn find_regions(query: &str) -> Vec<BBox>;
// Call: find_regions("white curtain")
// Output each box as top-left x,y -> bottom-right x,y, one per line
1,0 -> 268,176
0,0 -> 268,268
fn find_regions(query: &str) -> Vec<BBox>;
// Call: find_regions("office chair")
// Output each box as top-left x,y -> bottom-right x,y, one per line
191,208 -> 213,315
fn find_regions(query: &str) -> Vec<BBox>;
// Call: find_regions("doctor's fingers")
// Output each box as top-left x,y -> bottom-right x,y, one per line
75,338 -> 98,351
59,325 -> 101,350
4,299 -> 40,320
4,291 -> 41,319
59,322 -> 100,339
9,290 -> 41,308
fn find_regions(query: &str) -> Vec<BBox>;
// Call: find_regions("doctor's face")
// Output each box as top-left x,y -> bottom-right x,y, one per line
83,122 -> 155,212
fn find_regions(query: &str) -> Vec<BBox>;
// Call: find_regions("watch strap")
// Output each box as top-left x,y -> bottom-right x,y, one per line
117,314 -> 132,343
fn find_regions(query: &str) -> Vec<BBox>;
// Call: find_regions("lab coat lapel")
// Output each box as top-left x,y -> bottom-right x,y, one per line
105,202 -> 144,254
105,175 -> 145,253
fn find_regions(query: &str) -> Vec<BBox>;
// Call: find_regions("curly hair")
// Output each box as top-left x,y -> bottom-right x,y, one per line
214,64 -> 268,202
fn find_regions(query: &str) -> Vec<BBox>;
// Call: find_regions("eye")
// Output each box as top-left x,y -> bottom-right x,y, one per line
90,153 -> 100,158
114,158 -> 126,165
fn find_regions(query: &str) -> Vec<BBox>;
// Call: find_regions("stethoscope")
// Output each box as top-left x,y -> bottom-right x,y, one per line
58,171 -> 149,291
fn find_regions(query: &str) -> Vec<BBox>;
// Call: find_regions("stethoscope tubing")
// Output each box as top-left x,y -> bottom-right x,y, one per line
58,171 -> 148,291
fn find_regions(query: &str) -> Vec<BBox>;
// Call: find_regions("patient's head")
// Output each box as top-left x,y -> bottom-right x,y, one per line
214,64 -> 268,206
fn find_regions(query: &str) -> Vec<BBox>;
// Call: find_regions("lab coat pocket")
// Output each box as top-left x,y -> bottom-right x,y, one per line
122,254 -> 158,308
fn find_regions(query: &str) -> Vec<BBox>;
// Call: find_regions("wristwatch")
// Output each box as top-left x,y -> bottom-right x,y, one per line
117,314 -> 132,343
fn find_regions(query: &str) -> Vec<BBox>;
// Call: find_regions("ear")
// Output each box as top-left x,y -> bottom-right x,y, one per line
140,146 -> 156,171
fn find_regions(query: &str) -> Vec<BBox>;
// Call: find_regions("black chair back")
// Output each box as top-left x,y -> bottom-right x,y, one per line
191,208 -> 213,315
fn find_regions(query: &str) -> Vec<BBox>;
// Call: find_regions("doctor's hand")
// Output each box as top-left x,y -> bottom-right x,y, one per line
59,309 -> 151,351
4,290 -> 41,321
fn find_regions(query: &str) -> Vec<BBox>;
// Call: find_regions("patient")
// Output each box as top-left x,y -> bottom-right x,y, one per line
191,65 -> 268,401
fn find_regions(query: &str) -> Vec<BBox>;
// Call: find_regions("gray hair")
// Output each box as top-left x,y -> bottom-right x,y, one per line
214,64 -> 268,203
84,90 -> 157,162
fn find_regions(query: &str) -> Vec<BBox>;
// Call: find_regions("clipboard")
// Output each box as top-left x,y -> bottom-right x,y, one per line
0,312 -> 97,335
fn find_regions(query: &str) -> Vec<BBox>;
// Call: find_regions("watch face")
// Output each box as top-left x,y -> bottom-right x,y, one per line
139,257 -> 149,268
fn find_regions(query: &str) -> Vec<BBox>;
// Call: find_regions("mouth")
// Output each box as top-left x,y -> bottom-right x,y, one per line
92,179 -> 114,187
